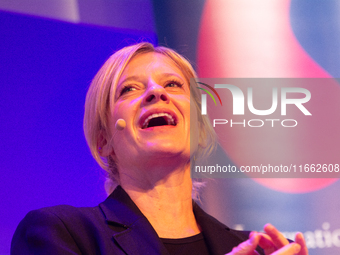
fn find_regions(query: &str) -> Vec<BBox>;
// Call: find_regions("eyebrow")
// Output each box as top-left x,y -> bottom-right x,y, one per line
118,75 -> 141,86
158,73 -> 185,81
118,73 -> 185,86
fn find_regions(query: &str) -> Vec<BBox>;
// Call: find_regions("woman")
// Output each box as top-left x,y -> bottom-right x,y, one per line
11,42 -> 308,255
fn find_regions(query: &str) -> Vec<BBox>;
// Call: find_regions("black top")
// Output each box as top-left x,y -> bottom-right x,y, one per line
161,233 -> 210,255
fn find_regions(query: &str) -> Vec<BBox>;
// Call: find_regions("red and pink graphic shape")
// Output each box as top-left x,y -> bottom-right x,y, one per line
197,0 -> 340,193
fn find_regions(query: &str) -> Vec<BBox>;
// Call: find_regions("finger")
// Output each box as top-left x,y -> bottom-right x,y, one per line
294,233 -> 308,255
226,233 -> 260,255
249,231 -> 271,254
263,223 -> 289,248
250,232 -> 272,248
255,233 -> 277,254
271,243 -> 301,255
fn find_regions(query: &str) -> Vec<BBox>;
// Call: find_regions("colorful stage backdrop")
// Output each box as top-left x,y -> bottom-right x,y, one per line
1,1 -> 339,254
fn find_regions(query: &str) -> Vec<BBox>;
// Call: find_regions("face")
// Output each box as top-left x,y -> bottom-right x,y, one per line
105,52 -> 199,171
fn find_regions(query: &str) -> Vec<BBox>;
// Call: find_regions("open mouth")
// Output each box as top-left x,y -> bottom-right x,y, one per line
141,113 -> 176,129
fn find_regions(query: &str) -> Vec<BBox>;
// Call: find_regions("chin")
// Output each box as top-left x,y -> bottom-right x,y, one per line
141,144 -> 190,160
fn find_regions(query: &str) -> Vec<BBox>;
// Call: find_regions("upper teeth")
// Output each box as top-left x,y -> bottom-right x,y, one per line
142,113 -> 175,128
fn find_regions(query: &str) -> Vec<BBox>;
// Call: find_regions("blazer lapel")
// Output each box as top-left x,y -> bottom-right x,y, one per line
194,203 -> 264,255
194,203 -> 236,254
99,186 -> 169,255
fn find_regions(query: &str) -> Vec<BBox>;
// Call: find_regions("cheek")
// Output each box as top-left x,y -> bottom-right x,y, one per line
112,99 -> 142,145
109,109 -> 138,161
176,95 -> 191,111
113,99 -> 140,122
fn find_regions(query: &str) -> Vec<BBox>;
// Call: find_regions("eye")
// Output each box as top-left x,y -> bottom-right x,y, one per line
165,80 -> 184,88
119,85 -> 136,96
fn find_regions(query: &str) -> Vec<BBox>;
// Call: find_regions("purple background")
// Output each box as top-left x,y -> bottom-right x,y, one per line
2,1 -> 340,254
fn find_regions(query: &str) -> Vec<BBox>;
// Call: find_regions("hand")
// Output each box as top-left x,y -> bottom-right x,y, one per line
225,233 -> 261,255
256,224 -> 308,255
225,224 -> 308,255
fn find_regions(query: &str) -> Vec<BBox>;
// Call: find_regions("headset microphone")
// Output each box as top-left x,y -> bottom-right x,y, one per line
115,119 -> 126,131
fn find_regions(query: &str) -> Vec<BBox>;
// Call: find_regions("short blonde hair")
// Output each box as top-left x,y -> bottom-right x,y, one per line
83,42 -> 216,189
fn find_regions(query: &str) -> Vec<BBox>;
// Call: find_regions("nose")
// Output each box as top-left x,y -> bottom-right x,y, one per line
142,83 -> 170,105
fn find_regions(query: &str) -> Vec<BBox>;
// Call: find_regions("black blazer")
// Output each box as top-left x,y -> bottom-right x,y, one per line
11,186 -> 264,255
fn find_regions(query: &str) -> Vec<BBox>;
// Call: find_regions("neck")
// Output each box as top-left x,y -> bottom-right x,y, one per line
120,163 -> 200,238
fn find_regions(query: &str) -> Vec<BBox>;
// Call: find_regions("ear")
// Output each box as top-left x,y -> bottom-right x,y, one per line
97,130 -> 114,157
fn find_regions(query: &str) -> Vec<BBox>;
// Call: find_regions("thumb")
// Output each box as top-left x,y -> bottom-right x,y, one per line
226,233 -> 260,255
